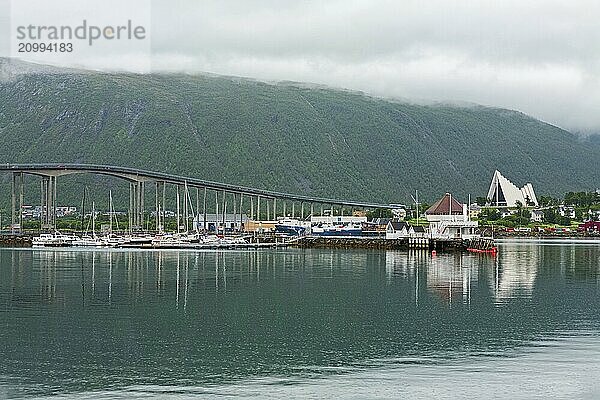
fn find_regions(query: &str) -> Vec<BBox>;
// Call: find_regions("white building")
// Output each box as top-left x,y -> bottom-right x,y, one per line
193,213 -> 249,231
425,193 -> 478,239
486,170 -> 538,207
385,222 -> 427,239
558,206 -> 575,219
311,215 -> 367,225
530,209 -> 544,223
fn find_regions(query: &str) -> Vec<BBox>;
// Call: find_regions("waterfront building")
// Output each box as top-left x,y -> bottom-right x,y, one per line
385,221 -> 410,239
578,221 -> 600,232
486,170 -> 538,207
244,220 -> 276,233
193,213 -> 249,232
469,204 -> 481,220
385,222 -> 427,239
310,215 -> 367,225
425,193 -> 478,239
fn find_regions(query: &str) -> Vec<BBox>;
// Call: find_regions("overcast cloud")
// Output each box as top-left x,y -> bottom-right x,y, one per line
5,0 -> 600,133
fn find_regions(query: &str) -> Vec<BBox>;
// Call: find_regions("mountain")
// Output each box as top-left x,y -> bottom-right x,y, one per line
0,58 -> 598,209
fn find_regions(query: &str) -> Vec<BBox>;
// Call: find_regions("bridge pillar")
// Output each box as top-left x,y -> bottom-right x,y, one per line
162,182 -> 166,232
11,172 -> 23,232
239,194 -> 244,232
129,182 -> 134,232
266,198 -> 270,221
221,190 -> 226,233
214,191 -> 219,232
138,181 -> 144,230
155,181 -> 165,232
41,177 -> 48,229
128,181 -> 145,232
202,187 -> 207,232
38,175 -> 56,231
195,187 -> 200,232
257,196 -> 261,222
183,182 -> 189,232
232,193 -> 237,232
176,185 -> 181,234
128,182 -> 136,233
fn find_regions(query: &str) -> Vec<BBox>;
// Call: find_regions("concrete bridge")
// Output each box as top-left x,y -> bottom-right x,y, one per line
0,163 -> 391,232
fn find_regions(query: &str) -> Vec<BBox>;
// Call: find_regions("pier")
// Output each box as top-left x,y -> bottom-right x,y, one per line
291,236 -> 469,251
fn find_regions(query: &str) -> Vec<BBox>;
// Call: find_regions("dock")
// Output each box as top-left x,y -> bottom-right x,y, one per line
291,236 -> 470,251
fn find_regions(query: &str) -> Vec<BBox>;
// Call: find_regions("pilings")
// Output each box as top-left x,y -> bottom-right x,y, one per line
128,181 -> 145,231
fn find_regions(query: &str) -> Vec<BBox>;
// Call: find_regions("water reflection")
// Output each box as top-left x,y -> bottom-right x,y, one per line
0,244 -> 599,398
2,245 -> 600,309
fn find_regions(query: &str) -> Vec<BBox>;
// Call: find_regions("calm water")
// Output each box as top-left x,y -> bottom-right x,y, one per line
1,242 -> 599,399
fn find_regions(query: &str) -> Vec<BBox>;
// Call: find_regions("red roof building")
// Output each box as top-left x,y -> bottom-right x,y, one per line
426,193 -> 464,215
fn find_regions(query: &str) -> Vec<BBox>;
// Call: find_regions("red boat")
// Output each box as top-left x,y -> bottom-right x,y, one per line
467,247 -> 498,254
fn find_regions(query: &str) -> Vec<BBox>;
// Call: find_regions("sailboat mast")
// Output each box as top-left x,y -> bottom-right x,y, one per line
80,186 -> 87,232
109,190 -> 113,234
92,201 -> 96,237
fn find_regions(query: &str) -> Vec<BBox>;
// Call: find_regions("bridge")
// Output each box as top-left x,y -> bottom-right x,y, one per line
1,163 -> 392,232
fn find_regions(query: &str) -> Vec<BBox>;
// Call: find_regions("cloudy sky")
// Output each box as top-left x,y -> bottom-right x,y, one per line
4,0 -> 600,133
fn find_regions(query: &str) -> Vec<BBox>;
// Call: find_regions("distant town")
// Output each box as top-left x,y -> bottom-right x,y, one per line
2,170 -> 599,248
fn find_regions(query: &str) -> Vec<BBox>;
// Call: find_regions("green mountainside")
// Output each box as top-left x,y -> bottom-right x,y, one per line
0,58 -> 598,208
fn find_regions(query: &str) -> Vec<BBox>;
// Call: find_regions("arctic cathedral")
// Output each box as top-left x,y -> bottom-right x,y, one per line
486,170 -> 538,207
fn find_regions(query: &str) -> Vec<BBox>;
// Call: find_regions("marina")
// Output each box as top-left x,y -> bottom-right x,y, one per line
0,164 -> 498,253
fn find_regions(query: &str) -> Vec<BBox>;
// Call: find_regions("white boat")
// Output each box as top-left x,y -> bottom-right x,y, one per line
32,232 -> 77,247
72,235 -> 105,248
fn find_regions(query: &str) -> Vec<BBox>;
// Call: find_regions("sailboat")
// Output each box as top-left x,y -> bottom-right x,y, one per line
73,201 -> 105,247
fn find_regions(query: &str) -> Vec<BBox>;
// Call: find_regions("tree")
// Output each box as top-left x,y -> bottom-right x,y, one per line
475,196 -> 488,206
366,208 -> 393,219
539,195 -> 558,207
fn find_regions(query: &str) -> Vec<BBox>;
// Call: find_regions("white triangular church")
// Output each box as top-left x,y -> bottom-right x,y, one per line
486,170 -> 538,207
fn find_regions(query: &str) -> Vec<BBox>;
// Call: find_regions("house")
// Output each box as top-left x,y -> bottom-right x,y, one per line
362,218 -> 390,236
469,204 -> 481,220
412,225 -> 427,238
558,206 -> 575,219
425,193 -> 478,239
371,218 -> 391,229
578,221 -> 600,232
389,204 -> 407,220
386,221 -> 410,239
500,209 -> 516,218
530,209 -> 544,223
386,222 -> 427,239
